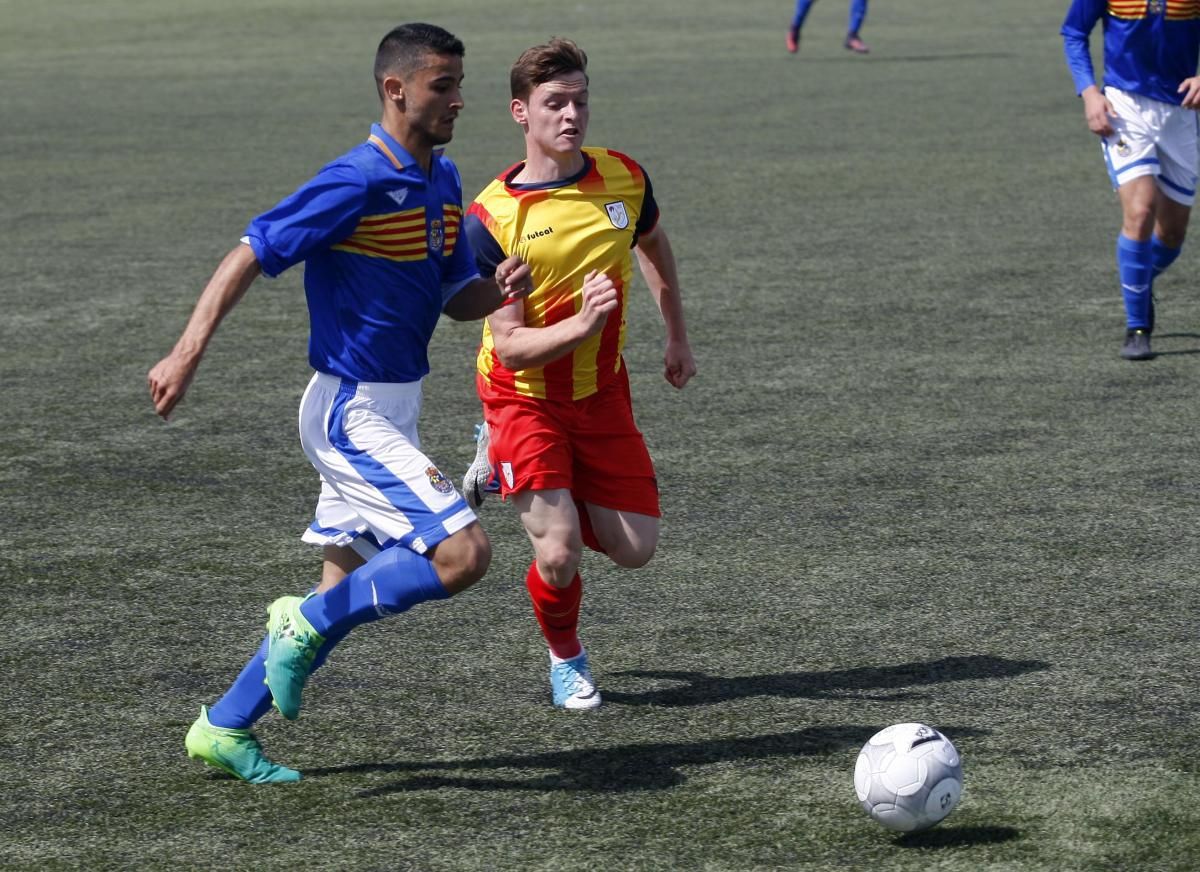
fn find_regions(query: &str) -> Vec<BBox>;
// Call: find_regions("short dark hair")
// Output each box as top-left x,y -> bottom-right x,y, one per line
510,37 -> 588,101
374,23 -> 465,99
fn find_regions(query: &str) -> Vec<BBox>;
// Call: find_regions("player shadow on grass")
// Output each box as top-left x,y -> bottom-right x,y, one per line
895,825 -> 1019,849
600,654 -> 1049,708
317,723 -> 989,797
1144,333 -> 1200,357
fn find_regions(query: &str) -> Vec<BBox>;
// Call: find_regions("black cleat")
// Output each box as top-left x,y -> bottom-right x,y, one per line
1120,329 -> 1154,361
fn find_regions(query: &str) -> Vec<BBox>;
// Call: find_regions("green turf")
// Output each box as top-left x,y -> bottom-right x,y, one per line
3,0 -> 1199,868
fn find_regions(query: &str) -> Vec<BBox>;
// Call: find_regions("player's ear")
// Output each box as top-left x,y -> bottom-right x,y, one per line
383,74 -> 405,106
510,98 -> 528,128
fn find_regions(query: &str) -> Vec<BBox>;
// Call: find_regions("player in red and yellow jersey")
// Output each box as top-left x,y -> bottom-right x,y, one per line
462,37 -> 696,709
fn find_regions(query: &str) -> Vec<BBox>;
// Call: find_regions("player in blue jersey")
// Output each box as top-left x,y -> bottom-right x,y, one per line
147,23 -> 532,783
787,0 -> 870,54
1062,0 -> 1200,360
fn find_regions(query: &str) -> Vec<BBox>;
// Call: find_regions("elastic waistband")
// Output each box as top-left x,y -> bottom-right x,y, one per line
313,371 -> 422,400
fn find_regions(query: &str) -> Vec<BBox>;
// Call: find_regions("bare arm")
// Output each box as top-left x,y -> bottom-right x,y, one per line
487,269 -> 619,371
147,243 -> 261,419
442,254 -> 533,321
635,224 -> 696,389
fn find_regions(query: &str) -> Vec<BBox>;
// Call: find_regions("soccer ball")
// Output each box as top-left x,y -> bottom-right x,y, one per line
854,722 -> 963,833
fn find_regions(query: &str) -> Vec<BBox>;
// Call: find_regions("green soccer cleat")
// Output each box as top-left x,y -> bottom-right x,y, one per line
264,595 -> 325,720
184,706 -> 301,784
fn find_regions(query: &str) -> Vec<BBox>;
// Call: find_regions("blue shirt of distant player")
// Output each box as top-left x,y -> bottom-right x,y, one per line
1062,0 -> 1200,106
242,123 -> 480,383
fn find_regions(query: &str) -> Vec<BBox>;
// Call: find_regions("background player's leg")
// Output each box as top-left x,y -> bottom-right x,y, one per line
845,0 -> 870,52
788,0 -> 817,52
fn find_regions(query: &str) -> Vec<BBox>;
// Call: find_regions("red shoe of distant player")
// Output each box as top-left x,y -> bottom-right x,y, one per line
844,34 -> 870,54
786,28 -> 799,53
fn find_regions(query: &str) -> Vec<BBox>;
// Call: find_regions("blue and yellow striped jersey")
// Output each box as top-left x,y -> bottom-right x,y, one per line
1062,0 -> 1200,105
243,123 -> 478,383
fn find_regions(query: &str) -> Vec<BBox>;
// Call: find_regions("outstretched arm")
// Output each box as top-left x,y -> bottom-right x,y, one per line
635,224 -> 696,389
147,243 -> 261,419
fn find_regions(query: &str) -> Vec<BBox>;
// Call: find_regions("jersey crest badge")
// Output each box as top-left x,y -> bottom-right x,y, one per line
426,466 -> 454,494
429,219 -> 444,254
605,201 -> 630,229
387,189 -> 408,208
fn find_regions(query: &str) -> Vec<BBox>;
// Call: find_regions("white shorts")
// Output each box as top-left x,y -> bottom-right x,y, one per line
1102,87 -> 1200,206
298,372 -> 476,555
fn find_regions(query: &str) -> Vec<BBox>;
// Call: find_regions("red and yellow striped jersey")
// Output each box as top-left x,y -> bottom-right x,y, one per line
465,147 -> 659,401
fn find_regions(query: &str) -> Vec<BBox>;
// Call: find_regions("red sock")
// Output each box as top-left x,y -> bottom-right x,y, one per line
525,562 -> 583,660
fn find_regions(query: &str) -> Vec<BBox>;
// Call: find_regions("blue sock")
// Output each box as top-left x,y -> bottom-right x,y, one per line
849,0 -> 868,35
207,625 -> 350,729
1116,233 -> 1153,330
299,546 -> 449,638
206,550 -> 447,730
1151,235 -> 1181,280
792,0 -> 816,29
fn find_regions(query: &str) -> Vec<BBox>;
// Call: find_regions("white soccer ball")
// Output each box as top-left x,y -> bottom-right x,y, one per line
853,722 -> 963,833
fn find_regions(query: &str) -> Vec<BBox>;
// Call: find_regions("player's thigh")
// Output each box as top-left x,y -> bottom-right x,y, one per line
513,488 -> 583,569
1118,173 -> 1160,231
1154,187 -> 1192,246
585,504 -> 660,568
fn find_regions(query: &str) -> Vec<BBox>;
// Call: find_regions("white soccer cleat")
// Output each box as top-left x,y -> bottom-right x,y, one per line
549,650 -> 601,710
462,422 -> 499,508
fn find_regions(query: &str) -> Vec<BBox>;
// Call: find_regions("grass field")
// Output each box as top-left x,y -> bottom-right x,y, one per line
3,0 -> 1200,869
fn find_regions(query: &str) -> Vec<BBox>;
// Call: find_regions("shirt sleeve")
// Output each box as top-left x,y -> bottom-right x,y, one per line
634,165 -> 660,245
463,207 -> 508,279
441,221 -> 481,305
242,162 -> 367,277
1061,0 -> 1105,96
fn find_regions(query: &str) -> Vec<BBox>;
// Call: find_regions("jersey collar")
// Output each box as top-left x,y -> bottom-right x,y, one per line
503,154 -> 594,191
368,123 -> 420,173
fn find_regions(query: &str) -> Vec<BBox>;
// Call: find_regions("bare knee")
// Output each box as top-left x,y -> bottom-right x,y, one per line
431,523 -> 492,594
534,538 -> 583,586
605,536 -> 658,569
1122,204 -> 1155,240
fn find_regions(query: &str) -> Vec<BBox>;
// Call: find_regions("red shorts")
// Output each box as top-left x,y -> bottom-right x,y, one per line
477,366 -> 660,517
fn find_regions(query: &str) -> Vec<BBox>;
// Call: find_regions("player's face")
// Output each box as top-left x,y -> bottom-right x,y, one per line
516,72 -> 589,156
399,52 -> 465,147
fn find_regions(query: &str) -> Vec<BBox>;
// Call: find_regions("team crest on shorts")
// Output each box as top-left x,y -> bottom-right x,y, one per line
429,219 -> 444,254
605,201 -> 629,229
500,461 -> 514,489
426,465 -> 454,494
1115,138 -> 1132,158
